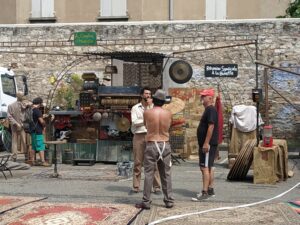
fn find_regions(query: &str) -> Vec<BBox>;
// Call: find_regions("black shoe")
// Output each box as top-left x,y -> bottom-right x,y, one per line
165,203 -> 174,208
135,202 -> 150,210
208,187 -> 215,197
128,189 -> 140,195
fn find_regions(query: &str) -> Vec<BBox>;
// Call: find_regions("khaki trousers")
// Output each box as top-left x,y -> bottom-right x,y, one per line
142,141 -> 174,207
11,129 -> 28,160
133,133 -> 161,190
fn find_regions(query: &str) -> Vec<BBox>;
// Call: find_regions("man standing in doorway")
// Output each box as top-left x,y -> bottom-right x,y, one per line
135,89 -> 174,209
192,88 -> 218,201
130,87 -> 161,194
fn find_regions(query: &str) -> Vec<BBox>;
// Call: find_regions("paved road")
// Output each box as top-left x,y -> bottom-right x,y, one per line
0,151 -> 299,224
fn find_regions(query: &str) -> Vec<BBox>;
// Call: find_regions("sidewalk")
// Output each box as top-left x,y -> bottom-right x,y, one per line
0,151 -> 299,224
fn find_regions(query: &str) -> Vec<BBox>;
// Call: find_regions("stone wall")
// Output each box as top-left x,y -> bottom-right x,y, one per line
0,19 -> 299,141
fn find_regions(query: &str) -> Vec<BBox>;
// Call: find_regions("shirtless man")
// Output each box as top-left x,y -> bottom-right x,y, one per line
135,89 -> 174,209
130,87 -> 161,194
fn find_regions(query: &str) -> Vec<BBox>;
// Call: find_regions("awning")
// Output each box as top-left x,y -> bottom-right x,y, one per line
86,51 -> 165,63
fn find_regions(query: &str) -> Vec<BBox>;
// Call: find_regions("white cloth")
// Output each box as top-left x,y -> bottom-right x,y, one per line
131,102 -> 154,134
229,105 -> 264,132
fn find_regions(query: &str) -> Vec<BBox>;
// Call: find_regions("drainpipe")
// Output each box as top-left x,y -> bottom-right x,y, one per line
169,0 -> 174,20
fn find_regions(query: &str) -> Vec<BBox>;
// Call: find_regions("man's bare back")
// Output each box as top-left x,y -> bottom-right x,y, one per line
144,106 -> 172,142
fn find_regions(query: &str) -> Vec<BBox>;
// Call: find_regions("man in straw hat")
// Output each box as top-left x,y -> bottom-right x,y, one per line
7,92 -> 31,163
130,87 -> 161,194
192,88 -> 219,201
135,89 -> 174,209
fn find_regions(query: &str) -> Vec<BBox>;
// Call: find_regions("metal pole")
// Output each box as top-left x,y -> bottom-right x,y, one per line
255,61 -> 300,76
54,144 -> 58,176
169,0 -> 174,20
264,68 -> 269,125
255,39 -> 259,146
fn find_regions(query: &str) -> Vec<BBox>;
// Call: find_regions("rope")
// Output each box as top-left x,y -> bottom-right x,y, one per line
148,182 -> 300,225
0,196 -> 48,215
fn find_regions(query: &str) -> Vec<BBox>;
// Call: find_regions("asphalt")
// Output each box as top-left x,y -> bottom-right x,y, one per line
0,151 -> 299,225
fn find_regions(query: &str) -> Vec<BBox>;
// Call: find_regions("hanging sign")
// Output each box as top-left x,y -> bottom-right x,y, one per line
74,32 -> 97,46
205,64 -> 238,77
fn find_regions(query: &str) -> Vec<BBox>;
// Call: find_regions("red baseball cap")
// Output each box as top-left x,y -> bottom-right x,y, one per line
199,89 -> 215,97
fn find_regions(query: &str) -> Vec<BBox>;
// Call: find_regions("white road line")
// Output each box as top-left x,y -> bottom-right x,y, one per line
148,182 -> 300,225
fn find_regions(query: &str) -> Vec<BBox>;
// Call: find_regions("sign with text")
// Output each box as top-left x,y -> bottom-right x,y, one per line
74,32 -> 97,46
205,64 -> 238,77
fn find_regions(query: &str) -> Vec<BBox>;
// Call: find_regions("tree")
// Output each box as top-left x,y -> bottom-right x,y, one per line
277,0 -> 300,18
54,74 -> 83,110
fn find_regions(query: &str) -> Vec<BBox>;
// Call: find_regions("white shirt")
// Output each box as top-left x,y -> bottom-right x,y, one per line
131,102 -> 153,134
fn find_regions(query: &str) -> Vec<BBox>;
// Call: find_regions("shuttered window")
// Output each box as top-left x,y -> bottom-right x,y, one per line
100,0 -> 127,17
31,0 -> 54,18
205,0 -> 227,20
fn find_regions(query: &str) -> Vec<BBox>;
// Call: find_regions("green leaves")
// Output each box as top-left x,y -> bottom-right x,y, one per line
54,74 -> 83,110
278,0 -> 300,18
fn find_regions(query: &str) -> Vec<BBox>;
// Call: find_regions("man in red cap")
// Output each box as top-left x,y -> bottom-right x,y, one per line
192,88 -> 218,201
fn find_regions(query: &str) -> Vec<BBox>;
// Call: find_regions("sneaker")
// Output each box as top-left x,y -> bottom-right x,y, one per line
41,161 -> 51,167
25,160 -> 34,166
192,191 -> 210,201
208,187 -> 215,197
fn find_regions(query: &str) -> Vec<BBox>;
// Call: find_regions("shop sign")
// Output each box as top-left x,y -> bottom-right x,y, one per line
74,32 -> 97,46
205,64 -> 238,77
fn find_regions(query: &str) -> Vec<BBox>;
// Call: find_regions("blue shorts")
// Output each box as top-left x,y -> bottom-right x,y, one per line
31,133 -> 45,151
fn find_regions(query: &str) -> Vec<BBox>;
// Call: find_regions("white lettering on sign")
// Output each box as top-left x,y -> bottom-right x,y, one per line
205,64 -> 238,77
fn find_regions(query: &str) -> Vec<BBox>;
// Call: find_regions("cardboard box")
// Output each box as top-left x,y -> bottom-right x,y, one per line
253,146 -> 279,184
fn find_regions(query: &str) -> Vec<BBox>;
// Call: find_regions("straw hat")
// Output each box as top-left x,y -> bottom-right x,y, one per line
116,117 -> 130,132
162,97 -> 185,115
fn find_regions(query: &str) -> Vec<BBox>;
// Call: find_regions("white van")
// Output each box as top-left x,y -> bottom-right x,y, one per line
0,67 -> 28,118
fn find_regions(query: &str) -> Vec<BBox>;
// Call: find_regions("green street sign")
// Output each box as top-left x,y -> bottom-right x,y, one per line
74,32 -> 97,46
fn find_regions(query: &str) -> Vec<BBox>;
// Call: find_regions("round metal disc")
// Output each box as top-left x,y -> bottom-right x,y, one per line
169,60 -> 193,84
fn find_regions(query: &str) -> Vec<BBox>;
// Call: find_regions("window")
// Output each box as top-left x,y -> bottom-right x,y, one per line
31,0 -> 55,21
1,74 -> 16,98
99,0 -> 127,20
205,0 -> 227,20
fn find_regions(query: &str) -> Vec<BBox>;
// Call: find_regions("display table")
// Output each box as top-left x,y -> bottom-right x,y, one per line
45,140 -> 67,178
253,139 -> 288,184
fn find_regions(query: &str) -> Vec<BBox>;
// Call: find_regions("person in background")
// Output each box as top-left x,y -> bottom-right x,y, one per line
30,97 -> 49,166
130,87 -> 161,194
7,92 -> 31,163
135,89 -> 174,209
192,88 -> 218,201
100,74 -> 111,86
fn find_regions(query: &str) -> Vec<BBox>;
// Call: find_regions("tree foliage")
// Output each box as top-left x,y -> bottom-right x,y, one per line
54,74 -> 83,109
278,0 -> 300,18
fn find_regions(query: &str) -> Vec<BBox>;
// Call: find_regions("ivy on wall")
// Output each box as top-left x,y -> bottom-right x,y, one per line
278,0 -> 300,18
